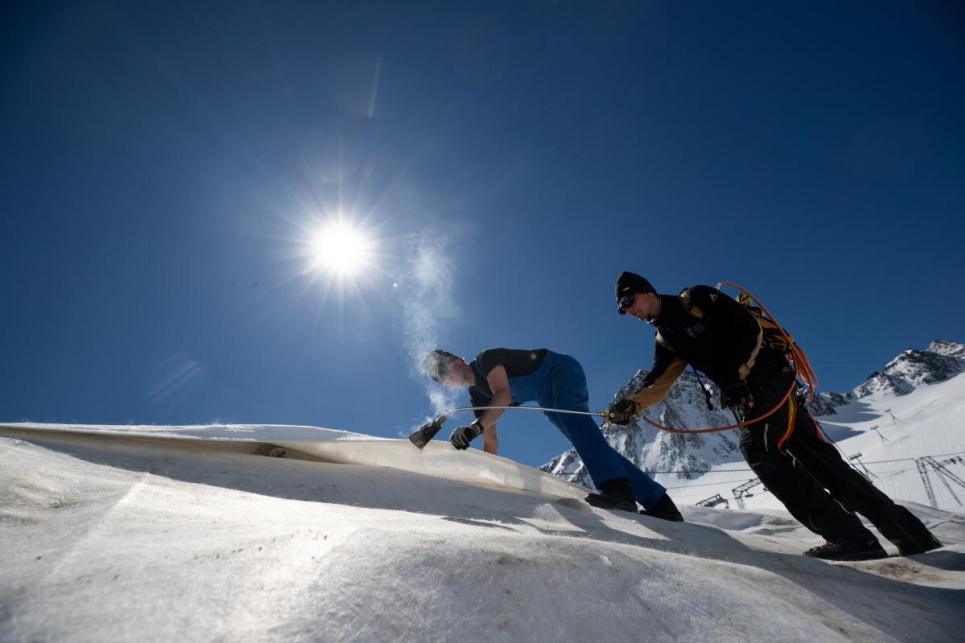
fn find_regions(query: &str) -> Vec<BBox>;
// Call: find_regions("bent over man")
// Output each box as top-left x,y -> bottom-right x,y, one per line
607,271 -> 942,560
422,347 -> 683,521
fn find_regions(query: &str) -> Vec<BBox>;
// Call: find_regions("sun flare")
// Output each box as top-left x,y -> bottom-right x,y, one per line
310,221 -> 374,277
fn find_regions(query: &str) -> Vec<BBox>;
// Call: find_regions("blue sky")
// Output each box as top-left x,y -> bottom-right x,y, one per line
2,1 -> 963,468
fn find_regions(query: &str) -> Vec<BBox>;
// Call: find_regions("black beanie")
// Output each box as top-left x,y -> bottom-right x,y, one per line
422,350 -> 461,383
615,272 -> 656,301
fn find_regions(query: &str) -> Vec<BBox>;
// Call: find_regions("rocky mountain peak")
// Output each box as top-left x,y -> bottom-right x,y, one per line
926,340 -> 965,359
853,340 -> 965,398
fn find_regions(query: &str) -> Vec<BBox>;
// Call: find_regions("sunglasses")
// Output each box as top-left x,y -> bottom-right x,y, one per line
617,293 -> 636,315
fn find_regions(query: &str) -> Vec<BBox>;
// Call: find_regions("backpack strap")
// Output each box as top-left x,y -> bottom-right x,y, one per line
736,294 -> 794,351
678,287 -> 706,319
655,331 -> 676,351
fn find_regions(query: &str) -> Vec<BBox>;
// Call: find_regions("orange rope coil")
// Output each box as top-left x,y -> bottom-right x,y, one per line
635,281 -> 817,435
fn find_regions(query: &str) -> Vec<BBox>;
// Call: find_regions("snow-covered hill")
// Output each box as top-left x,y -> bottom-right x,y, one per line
853,339 -> 965,399
801,339 -> 964,412
1,423 -> 963,642
544,340 -> 965,513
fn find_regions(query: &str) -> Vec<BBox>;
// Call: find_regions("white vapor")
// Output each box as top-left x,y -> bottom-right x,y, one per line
402,234 -> 461,416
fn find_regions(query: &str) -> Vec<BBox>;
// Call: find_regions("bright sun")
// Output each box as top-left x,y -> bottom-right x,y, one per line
310,221 -> 374,276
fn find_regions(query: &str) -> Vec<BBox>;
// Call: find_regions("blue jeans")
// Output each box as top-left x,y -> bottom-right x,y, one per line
540,354 -> 666,509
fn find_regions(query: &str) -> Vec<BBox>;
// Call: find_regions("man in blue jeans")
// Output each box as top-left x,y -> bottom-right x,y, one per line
422,347 -> 683,521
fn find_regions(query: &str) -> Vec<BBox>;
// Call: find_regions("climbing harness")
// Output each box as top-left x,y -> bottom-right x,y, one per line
625,281 -> 819,435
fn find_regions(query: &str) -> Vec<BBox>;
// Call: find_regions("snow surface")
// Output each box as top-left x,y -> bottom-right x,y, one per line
1,422 -> 964,642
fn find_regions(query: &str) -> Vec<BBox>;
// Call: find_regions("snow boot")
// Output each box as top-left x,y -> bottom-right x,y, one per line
804,537 -> 888,561
886,505 -> 943,556
897,533 -> 943,557
640,494 -> 684,522
585,478 -> 637,513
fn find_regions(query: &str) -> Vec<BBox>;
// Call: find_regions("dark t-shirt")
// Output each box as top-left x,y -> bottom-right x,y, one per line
468,348 -> 549,417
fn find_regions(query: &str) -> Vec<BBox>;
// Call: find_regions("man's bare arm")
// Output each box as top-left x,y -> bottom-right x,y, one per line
476,365 -> 512,430
482,423 -> 499,455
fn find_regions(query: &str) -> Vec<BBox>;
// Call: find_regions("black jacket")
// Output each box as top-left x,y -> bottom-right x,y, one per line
627,285 -> 785,410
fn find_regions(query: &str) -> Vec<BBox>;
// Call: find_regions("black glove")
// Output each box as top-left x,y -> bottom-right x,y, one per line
720,381 -> 755,411
449,422 -> 484,450
606,399 -> 639,425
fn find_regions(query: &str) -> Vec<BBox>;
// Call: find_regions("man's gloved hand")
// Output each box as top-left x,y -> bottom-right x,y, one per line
720,381 -> 755,411
606,399 -> 640,425
450,422 -> 484,450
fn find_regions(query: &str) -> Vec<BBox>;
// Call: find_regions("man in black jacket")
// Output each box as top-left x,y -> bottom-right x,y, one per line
606,271 -> 942,560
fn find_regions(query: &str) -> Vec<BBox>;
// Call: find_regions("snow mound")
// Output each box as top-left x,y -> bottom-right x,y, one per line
0,423 -> 588,503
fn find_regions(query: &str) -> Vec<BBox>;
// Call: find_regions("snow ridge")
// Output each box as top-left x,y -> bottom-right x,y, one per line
854,340 -> 965,397
815,339 -> 965,411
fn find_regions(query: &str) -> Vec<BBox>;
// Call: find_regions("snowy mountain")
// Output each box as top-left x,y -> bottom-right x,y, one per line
804,390 -> 854,417
543,340 -> 965,505
813,340 -> 965,412
853,340 -> 965,399
1,422 -> 963,642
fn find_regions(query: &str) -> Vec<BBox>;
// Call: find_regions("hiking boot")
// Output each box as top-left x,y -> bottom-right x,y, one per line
585,478 -> 637,513
890,506 -> 943,556
804,538 -> 888,561
897,533 -> 943,557
640,494 -> 684,522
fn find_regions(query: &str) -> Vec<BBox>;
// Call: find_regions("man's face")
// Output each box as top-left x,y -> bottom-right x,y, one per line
442,359 -> 467,387
622,292 -> 655,321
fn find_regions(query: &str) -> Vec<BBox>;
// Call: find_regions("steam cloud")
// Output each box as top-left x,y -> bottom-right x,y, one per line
403,235 -> 461,416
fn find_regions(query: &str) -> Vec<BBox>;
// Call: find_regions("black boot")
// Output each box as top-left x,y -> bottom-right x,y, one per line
804,537 -> 888,561
887,507 -> 944,555
585,478 -> 637,512
897,533 -> 943,557
640,494 -> 684,522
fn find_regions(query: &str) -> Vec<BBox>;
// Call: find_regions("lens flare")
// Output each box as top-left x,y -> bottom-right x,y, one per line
311,221 -> 374,276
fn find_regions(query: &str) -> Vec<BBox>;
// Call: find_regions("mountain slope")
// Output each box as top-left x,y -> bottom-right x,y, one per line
1,424 -> 964,642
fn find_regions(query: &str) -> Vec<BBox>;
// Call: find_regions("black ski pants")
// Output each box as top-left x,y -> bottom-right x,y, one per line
740,373 -> 936,554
